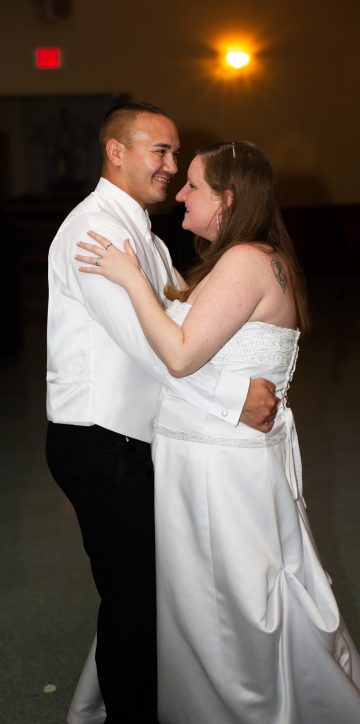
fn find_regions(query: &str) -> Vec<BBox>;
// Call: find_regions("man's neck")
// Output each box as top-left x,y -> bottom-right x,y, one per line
101,170 -> 147,210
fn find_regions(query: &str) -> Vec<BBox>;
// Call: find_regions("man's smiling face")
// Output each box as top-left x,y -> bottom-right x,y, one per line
119,112 -> 180,208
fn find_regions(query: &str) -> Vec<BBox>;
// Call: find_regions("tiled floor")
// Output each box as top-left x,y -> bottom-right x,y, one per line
1,273 -> 359,723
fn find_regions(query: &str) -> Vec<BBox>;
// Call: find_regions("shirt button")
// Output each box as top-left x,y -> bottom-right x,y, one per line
221,409 -> 228,418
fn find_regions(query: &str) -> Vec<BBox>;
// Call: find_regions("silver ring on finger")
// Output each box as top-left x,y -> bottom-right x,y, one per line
94,256 -> 101,267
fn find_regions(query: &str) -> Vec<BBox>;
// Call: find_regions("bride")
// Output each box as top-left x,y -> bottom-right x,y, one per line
73,141 -> 360,723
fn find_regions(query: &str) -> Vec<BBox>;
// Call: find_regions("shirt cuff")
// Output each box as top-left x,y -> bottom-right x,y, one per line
208,369 -> 250,426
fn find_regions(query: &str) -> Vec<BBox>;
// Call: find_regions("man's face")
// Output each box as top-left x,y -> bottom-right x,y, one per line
119,113 -> 180,208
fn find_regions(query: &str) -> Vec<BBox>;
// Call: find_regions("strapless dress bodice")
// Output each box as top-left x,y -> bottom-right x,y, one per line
165,299 -> 300,394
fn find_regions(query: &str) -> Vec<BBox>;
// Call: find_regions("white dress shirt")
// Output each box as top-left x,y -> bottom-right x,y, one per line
47,178 -> 249,442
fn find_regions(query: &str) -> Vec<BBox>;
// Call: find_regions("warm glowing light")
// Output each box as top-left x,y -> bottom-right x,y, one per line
226,51 -> 250,69
195,32 -> 263,85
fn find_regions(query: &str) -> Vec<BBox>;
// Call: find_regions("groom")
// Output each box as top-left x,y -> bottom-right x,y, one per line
46,101 -> 277,724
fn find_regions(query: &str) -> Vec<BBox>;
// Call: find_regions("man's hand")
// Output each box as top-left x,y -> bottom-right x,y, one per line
239,378 -> 279,432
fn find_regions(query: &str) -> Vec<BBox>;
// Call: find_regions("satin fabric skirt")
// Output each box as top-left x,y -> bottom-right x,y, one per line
153,410 -> 360,724
67,637 -> 106,724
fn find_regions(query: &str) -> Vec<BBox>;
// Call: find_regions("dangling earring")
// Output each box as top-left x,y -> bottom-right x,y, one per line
216,210 -> 220,231
232,141 -> 236,159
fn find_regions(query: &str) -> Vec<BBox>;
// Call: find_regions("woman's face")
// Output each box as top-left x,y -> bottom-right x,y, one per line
175,155 -> 220,241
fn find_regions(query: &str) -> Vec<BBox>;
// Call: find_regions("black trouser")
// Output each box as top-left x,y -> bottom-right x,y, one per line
46,422 -> 158,724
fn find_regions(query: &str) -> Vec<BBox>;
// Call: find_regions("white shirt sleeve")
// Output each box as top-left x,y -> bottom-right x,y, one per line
62,216 -> 249,426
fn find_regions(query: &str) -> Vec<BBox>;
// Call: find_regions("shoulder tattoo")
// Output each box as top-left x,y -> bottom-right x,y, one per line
271,259 -> 287,293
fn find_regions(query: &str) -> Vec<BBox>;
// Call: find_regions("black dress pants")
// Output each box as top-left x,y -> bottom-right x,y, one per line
46,422 -> 158,724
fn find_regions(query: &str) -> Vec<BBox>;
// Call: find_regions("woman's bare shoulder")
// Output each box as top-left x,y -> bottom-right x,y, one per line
213,242 -> 274,276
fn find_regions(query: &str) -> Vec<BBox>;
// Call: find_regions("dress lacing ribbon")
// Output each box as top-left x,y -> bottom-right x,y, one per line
283,405 -> 304,504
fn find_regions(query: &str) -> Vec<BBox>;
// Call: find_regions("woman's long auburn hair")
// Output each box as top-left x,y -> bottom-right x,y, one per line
166,141 -> 309,333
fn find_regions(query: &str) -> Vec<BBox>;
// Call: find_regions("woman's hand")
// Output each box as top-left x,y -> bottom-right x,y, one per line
75,230 -> 141,287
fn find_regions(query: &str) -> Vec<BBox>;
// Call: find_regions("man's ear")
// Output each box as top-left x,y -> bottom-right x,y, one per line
105,138 -> 125,168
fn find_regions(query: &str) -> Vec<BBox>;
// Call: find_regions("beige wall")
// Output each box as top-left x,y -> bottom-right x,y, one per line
1,0 -> 359,205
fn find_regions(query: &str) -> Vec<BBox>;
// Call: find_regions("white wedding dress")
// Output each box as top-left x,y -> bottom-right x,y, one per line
68,300 -> 360,724
152,301 -> 360,724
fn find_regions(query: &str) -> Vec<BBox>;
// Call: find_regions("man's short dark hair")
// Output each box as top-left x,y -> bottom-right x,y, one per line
99,100 -> 170,153
103,100 -> 168,123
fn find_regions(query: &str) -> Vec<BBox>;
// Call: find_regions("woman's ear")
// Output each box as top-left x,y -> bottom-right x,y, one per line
222,188 -> 234,211
105,138 -> 125,168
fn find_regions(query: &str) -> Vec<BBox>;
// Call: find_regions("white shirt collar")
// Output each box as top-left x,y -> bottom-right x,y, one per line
95,177 -> 152,237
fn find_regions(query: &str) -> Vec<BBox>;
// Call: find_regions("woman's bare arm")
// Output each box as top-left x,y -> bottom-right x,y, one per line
76,232 -> 282,377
